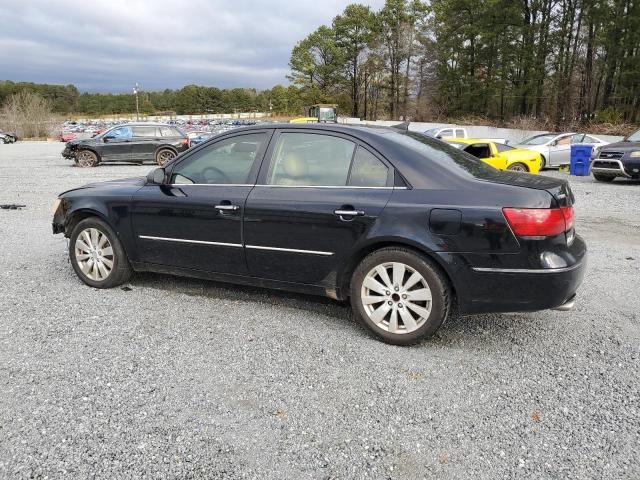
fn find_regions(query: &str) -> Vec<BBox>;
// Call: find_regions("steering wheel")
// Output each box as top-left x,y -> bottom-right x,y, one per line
201,167 -> 231,184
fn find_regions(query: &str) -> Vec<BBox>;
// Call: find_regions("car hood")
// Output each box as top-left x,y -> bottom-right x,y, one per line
599,141 -> 640,151
59,176 -> 146,196
66,137 -> 100,146
512,144 -> 545,150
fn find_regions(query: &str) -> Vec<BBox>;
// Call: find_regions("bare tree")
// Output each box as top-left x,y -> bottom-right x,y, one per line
1,91 -> 54,138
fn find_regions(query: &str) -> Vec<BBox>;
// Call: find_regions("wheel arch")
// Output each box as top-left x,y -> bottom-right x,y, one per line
64,208 -> 111,237
336,238 -> 458,305
155,145 -> 178,156
76,146 -> 101,159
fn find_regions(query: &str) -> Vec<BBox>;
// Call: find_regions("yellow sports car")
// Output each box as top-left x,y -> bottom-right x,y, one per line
443,138 -> 541,173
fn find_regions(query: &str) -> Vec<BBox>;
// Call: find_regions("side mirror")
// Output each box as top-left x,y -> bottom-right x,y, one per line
147,167 -> 166,185
103,135 -> 114,143
436,135 -> 442,139
550,140 -> 558,147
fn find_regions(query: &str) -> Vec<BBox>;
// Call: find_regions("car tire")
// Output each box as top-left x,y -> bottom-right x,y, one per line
540,155 -> 547,170
593,173 -> 616,182
69,217 -> 132,288
155,148 -> 176,166
350,247 -> 451,345
507,162 -> 528,172
75,150 -> 99,167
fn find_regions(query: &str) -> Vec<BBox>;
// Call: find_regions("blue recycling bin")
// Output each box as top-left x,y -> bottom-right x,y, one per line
570,144 -> 593,176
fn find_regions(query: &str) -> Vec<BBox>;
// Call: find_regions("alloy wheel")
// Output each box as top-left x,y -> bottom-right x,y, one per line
360,262 -> 432,334
74,228 -> 114,281
77,151 -> 96,167
157,150 -> 176,165
508,163 -> 527,172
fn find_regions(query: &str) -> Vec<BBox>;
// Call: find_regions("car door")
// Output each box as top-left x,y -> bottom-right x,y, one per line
130,126 -> 159,162
243,130 -> 394,285
100,126 -> 133,161
548,134 -> 572,166
130,130 -> 272,274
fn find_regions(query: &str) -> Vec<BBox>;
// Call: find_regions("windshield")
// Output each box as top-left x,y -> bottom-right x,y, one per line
318,107 -> 336,122
390,131 -> 500,178
519,134 -> 555,145
626,129 -> 640,142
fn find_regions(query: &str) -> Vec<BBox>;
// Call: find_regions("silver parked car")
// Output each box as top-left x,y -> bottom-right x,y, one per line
513,133 -> 608,169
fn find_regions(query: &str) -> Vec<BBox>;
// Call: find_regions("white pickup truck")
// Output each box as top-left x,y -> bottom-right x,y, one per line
423,126 -> 508,144
423,126 -> 468,139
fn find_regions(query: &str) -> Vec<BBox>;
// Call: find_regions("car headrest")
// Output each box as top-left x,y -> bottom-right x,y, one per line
281,152 -> 308,178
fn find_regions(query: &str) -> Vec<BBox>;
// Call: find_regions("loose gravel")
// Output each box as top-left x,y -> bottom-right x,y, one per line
0,142 -> 638,479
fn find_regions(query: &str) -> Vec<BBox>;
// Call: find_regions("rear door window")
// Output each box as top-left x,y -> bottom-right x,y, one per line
132,126 -> 158,138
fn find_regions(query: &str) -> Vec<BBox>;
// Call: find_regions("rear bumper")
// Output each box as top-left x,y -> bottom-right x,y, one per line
457,257 -> 586,314
450,235 -> 587,315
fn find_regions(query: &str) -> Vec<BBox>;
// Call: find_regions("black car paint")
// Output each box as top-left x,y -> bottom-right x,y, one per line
53,124 -> 586,314
61,123 -> 188,164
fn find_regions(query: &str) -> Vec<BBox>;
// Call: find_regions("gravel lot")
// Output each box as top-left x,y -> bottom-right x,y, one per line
0,141 -> 638,479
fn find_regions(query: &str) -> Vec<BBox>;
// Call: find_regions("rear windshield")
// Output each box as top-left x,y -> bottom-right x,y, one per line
388,131 -> 500,178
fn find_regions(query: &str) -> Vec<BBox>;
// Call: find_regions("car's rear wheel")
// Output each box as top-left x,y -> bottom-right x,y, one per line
156,148 -> 176,166
507,162 -> 528,172
75,150 -> 99,167
593,173 -> 616,182
69,217 -> 132,288
350,247 -> 451,345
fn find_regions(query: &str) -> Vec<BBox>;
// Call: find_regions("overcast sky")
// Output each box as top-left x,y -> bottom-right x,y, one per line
0,0 -> 386,93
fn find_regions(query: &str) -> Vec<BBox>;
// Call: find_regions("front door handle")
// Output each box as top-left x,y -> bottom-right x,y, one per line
215,204 -> 240,211
334,209 -> 365,217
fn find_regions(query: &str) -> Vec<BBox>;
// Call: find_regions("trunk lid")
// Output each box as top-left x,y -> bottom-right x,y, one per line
479,171 -> 574,207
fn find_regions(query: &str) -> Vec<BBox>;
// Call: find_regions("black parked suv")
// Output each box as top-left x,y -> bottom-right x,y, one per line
62,123 -> 189,167
591,128 -> 640,182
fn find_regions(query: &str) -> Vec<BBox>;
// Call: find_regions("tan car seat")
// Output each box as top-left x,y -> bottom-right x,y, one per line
278,152 -> 311,185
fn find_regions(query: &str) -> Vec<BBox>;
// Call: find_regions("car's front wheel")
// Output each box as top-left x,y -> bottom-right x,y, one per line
507,162 -> 528,172
69,217 -> 132,288
75,150 -> 99,167
350,247 -> 451,345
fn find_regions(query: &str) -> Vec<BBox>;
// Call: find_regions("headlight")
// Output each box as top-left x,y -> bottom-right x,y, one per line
50,198 -> 61,215
629,151 -> 640,158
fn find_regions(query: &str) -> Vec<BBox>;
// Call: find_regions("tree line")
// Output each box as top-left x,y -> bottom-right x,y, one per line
290,0 -> 640,126
0,81 -> 306,117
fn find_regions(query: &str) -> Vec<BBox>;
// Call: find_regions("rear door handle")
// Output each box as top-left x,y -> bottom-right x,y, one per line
215,204 -> 240,211
334,209 -> 365,217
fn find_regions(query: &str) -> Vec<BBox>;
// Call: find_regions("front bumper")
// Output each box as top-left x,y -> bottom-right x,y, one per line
61,145 -> 74,159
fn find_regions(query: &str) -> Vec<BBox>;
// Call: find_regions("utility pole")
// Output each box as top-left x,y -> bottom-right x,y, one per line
133,83 -> 140,121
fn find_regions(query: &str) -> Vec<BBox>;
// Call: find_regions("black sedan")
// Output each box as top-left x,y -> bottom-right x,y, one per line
52,124 -> 586,345
62,123 -> 189,167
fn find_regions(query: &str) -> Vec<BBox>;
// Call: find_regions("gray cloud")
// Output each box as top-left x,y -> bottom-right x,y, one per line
0,0 -> 385,92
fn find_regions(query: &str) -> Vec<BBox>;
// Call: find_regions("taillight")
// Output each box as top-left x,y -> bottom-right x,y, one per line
503,207 -> 574,237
